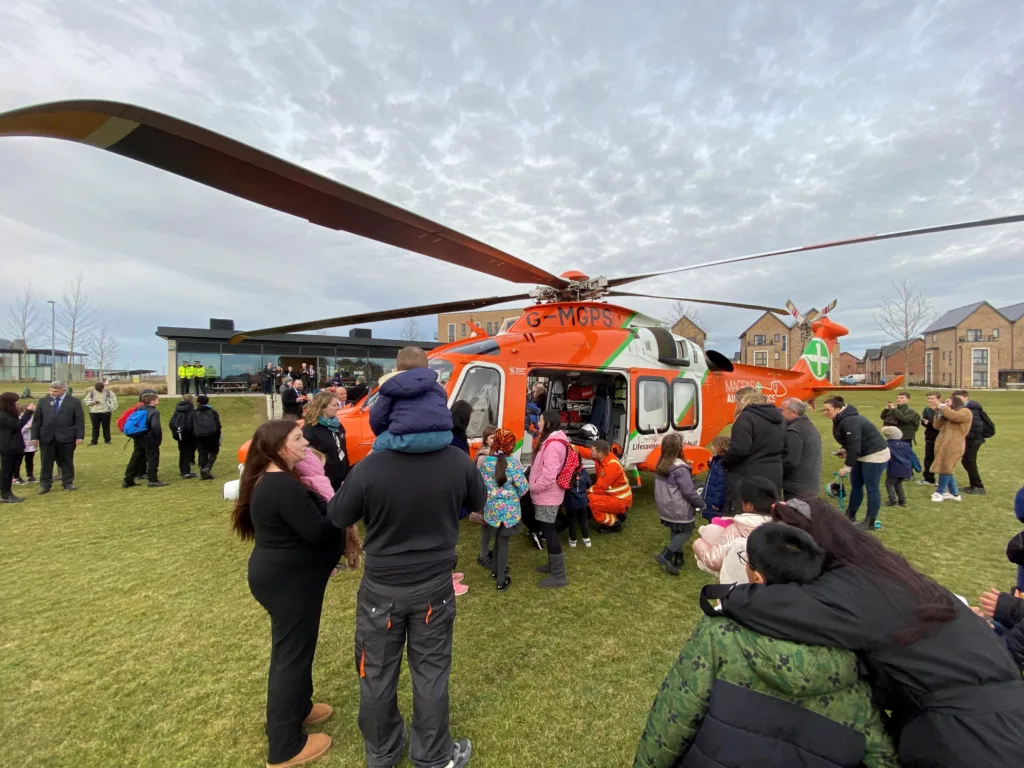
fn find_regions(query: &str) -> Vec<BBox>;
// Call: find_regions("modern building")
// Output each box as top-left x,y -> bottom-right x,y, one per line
671,317 -> 707,349
921,301 -> 1014,389
156,320 -> 438,395
0,339 -> 87,382
437,308 -> 524,343
737,309 -> 841,382
863,339 -> 926,384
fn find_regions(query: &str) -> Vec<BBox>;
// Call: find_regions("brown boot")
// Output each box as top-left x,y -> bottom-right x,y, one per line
267,734 -> 331,768
303,703 -> 333,726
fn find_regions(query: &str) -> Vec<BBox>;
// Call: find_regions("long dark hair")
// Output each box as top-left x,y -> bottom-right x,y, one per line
451,400 -> 472,441
536,409 -> 563,451
772,496 -> 957,644
656,433 -> 685,476
0,392 -> 19,418
232,420 -> 303,540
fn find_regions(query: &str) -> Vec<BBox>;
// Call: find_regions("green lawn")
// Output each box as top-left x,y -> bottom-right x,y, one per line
1,391 -> 1021,767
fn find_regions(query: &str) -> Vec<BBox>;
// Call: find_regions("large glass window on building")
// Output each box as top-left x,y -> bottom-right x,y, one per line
176,342 -> 222,381
220,343 -> 263,387
367,350 -> 398,383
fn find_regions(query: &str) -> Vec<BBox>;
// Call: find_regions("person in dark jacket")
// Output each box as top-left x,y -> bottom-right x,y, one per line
653,433 -> 705,576
979,585 -> 1024,670
261,363 -> 277,396
917,391 -> 942,485
370,348 -> 453,453
699,436 -> 729,521
881,425 -> 913,507
346,375 -> 368,405
234,419 -> 343,768
0,392 -> 35,503
720,496 -> 1024,768
880,391 -> 921,444
954,389 -> 993,495
122,392 -> 166,488
300,391 -> 349,492
635,522 -> 897,768
719,387 -> 785,512
30,380 -> 85,493
169,395 -> 197,479
779,398 -> 822,500
281,380 -> 308,419
192,395 -> 222,481
822,396 -> 889,531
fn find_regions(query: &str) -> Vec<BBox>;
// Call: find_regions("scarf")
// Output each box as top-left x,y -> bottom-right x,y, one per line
318,415 -> 340,433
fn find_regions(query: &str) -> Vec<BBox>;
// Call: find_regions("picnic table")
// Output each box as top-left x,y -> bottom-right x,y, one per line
208,381 -> 249,394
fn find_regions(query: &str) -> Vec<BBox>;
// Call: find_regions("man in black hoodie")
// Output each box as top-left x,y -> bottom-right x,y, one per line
122,392 -> 166,488
954,389 -> 994,495
822,396 -> 888,531
917,391 -> 942,485
169,394 -> 197,479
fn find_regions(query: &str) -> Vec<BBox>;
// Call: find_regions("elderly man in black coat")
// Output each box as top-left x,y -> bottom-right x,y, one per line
30,380 -> 85,493
779,398 -> 823,500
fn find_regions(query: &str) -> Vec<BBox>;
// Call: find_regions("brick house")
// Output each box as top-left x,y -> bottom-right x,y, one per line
671,316 -> 707,348
437,308 -> 524,342
863,339 -> 926,384
738,308 -> 840,382
922,301 -> 1013,389
838,351 -> 859,377
997,301 -> 1024,388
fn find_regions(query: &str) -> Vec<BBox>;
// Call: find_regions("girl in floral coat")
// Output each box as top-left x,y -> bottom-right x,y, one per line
478,428 -> 529,592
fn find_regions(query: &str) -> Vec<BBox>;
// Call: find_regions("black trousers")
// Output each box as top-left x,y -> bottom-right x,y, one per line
125,438 -> 160,482
39,440 -> 76,490
565,505 -> 590,540
886,476 -> 907,504
922,439 -> 936,483
179,377 -> 190,394
193,377 -> 205,395
89,412 -> 112,444
356,573 -> 456,768
1,450 -> 20,498
15,451 -> 35,479
962,439 -> 984,488
249,551 -> 332,765
197,436 -> 219,475
177,438 -> 196,476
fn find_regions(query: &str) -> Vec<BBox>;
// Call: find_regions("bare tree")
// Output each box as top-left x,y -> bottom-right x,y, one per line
666,301 -> 706,347
3,284 -> 44,382
876,279 -> 933,380
399,318 -> 423,341
85,326 -> 121,380
57,272 -> 99,381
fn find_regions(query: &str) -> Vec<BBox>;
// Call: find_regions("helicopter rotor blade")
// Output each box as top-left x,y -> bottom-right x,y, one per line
609,291 -> 788,315
606,213 -> 1024,288
229,293 -> 532,343
0,99 -> 568,289
785,299 -> 805,325
821,299 -> 838,315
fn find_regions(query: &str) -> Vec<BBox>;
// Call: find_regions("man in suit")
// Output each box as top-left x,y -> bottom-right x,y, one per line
30,380 -> 85,494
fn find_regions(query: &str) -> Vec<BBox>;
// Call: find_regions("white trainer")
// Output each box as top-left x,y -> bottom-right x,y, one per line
568,539 -> 577,548
583,538 -> 592,548
931,492 -> 944,503
943,493 -> 962,502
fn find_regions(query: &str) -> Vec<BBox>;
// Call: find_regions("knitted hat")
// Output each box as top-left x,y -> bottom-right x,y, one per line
881,425 -> 903,441
1007,532 -> 1024,566
492,428 -> 517,456
1015,486 -> 1024,525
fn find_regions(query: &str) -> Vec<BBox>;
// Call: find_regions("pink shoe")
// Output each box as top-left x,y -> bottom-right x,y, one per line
454,582 -> 469,596
452,573 -> 465,582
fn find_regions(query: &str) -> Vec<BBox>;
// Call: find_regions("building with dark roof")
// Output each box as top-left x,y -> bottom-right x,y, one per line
156,320 -> 438,395
0,339 -> 87,382
921,301 -> 1015,388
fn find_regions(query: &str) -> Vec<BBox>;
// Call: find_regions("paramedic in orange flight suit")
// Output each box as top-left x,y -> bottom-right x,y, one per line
589,439 -> 632,533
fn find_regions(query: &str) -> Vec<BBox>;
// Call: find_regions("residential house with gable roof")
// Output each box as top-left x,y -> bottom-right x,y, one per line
737,308 -> 840,383
998,301 -> 1024,388
922,301 -> 1013,389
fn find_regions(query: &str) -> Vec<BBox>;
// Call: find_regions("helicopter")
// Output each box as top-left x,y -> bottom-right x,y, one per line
2,99 -> 1022,477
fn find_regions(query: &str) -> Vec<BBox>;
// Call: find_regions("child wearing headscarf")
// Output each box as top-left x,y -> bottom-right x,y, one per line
477,428 -> 529,591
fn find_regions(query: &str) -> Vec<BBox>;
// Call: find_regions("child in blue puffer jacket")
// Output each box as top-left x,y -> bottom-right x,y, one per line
882,425 -> 913,507
700,436 -> 729,522
371,347 -> 453,453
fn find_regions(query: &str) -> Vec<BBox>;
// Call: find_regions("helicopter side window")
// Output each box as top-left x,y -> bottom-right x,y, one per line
672,379 -> 699,430
636,378 -> 669,435
454,365 -> 501,439
430,359 -> 455,386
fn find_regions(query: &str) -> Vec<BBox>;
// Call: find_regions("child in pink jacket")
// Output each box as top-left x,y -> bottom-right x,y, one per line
693,476 -> 776,583
296,448 -> 361,573
530,410 -> 573,589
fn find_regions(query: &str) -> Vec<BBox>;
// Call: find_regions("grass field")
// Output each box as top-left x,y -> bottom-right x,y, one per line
1,390 -> 1021,767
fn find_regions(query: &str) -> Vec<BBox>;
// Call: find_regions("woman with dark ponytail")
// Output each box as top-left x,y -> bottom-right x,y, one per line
529,410 -> 573,588
234,419 -> 343,768
477,428 -> 529,591
720,496 -> 1024,766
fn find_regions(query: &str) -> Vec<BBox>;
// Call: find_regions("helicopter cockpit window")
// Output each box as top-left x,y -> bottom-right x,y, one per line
637,378 -> 669,434
454,366 -> 501,439
447,338 -> 500,356
429,359 -> 455,386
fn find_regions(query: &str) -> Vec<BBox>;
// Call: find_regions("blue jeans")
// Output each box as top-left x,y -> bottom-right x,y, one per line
847,461 -> 885,525
936,474 -> 960,496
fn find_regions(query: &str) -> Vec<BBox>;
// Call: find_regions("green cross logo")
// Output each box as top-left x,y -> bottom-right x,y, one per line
802,338 -> 830,379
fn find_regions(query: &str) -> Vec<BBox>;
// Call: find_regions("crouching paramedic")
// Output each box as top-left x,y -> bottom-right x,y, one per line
588,439 -> 632,533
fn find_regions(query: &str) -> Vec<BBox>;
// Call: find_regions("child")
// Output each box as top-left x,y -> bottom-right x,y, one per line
169,394 -> 197,479
296,447 -> 362,573
744,522 -> 826,586
14,403 -> 38,484
882,425 -> 912,507
370,346 -> 452,453
1014,486 -> 1024,593
692,476 -> 775,584
654,433 -> 705,576
564,457 -> 593,549
192,395 -> 222,480
122,392 -> 166,488
700,435 -> 729,521
476,425 -> 497,469
477,428 -> 529,591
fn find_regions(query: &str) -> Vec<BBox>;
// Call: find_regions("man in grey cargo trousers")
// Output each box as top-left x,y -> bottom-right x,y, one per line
329,440 -> 486,768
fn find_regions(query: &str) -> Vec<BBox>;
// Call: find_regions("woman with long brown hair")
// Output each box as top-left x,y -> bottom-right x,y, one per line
1,392 -> 35,504
234,419 -> 343,768
930,394 -> 972,503
720,496 -> 1024,766
301,391 -> 350,492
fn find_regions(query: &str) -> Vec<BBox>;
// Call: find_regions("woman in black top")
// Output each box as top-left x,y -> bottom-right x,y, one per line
719,497 -> 1024,767
720,387 -> 785,512
0,392 -> 35,504
233,419 -> 343,768
301,391 -> 350,491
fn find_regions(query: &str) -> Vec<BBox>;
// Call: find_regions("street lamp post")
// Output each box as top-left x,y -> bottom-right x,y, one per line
47,300 -> 55,382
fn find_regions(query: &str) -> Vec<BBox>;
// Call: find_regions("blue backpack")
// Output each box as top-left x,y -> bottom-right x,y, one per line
123,409 -> 149,437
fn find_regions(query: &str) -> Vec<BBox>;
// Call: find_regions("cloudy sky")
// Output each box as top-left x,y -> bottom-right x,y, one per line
2,0 -> 1023,371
